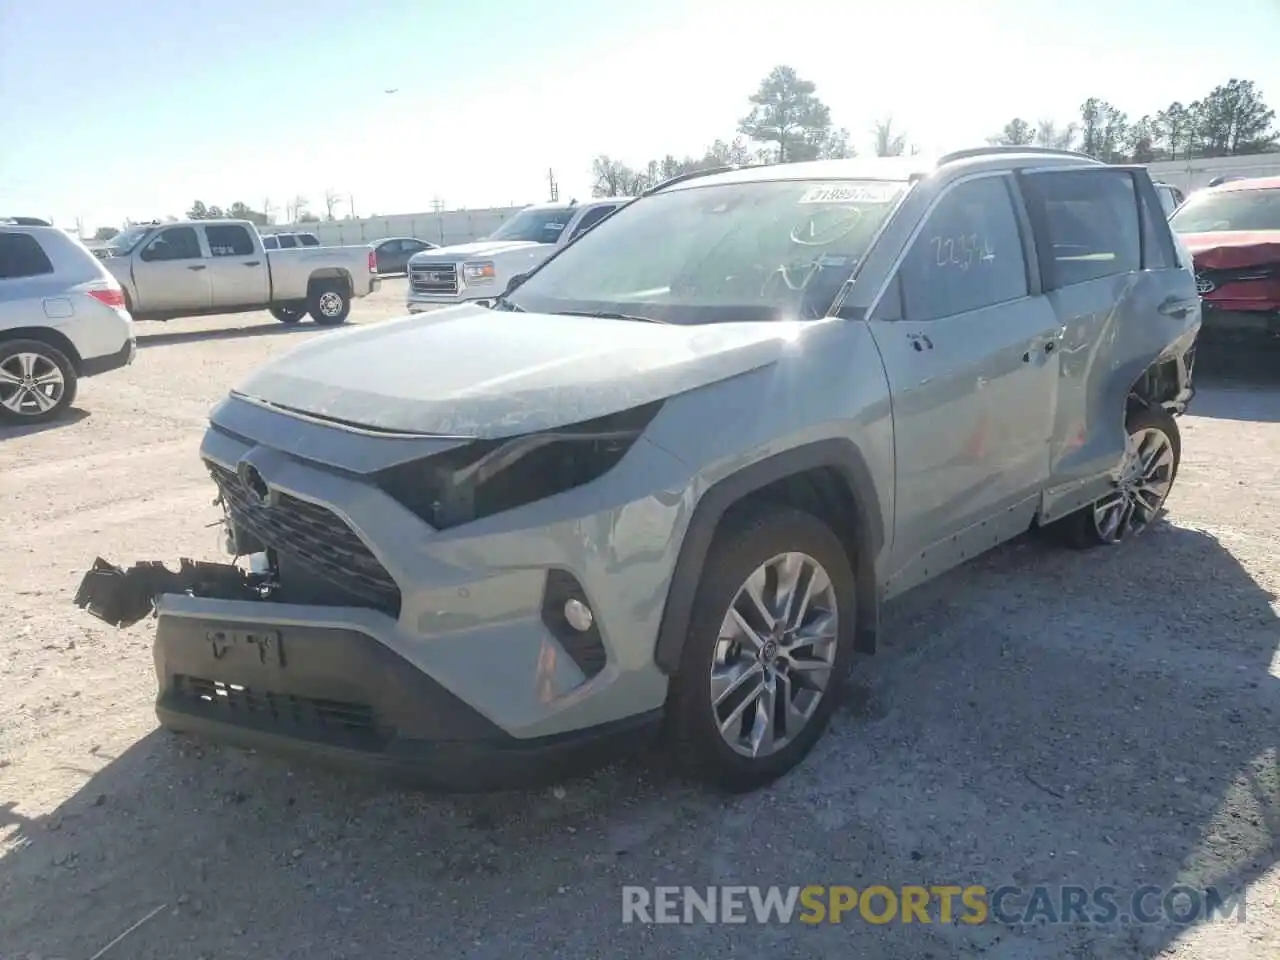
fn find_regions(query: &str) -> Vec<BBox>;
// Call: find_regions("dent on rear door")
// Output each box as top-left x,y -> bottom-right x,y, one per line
1030,168 -> 1199,520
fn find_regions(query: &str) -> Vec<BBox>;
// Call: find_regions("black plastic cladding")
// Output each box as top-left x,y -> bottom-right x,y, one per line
540,570 -> 608,680
374,401 -> 666,530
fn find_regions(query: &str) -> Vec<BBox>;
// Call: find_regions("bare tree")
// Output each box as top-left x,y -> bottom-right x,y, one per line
1034,118 -> 1078,150
872,116 -> 907,157
285,194 -> 310,223
323,189 -> 343,221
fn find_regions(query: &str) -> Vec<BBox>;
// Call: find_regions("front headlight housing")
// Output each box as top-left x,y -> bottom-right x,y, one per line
462,261 -> 496,285
374,401 -> 664,530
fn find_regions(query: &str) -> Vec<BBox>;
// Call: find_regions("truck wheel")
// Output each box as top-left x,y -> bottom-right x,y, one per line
308,283 -> 351,326
665,505 -> 857,792
270,304 -> 306,324
1054,406 -> 1181,548
0,339 -> 78,425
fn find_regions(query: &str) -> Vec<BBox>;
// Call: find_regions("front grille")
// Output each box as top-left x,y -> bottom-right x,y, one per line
208,462 -> 401,617
1197,262 -> 1280,294
409,262 -> 459,295
173,674 -> 380,747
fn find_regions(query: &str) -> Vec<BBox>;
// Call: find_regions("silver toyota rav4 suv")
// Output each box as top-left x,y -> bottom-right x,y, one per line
76,147 -> 1200,793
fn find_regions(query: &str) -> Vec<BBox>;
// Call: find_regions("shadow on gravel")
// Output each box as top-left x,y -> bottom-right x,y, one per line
135,321 -> 338,349
0,525 -> 1275,959
0,406 -> 90,441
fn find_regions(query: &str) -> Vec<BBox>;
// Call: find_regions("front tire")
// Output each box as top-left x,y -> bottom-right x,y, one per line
307,283 -> 351,325
0,339 -> 78,425
1056,405 -> 1181,548
665,506 -> 856,792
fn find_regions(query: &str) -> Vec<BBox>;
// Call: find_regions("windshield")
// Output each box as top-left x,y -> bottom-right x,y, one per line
487,207 -> 577,244
1170,187 -> 1280,233
108,225 -> 155,255
506,179 -> 907,324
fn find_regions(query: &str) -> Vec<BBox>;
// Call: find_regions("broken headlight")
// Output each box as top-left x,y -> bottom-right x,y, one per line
374,400 -> 664,530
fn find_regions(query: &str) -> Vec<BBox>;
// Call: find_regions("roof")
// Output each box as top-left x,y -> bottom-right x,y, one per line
660,147 -> 1102,192
1210,175 -> 1280,192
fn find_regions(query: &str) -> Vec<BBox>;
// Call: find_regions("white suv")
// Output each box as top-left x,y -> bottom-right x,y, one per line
0,222 -> 136,424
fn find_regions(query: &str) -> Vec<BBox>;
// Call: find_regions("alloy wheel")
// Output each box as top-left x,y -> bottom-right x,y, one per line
0,352 -> 65,417
1092,426 -> 1176,543
710,551 -> 839,758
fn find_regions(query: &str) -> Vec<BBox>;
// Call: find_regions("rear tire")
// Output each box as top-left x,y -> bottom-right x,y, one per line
1053,405 -> 1181,548
270,304 -> 306,324
665,505 -> 857,792
0,339 -> 78,425
307,282 -> 351,325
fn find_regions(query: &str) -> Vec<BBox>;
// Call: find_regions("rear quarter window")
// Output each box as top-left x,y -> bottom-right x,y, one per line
0,231 -> 56,280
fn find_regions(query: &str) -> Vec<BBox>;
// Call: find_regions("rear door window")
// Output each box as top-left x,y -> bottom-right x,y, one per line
1020,169 -> 1141,288
204,224 -> 255,257
0,232 -> 55,279
898,175 -> 1030,321
299,233 -> 319,246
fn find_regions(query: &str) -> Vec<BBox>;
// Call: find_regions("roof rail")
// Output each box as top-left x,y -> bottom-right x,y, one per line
642,165 -> 738,196
937,145 -> 1099,165
2,216 -> 53,226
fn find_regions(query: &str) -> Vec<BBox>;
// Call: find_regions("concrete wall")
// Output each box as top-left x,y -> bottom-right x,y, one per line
1146,153 -> 1280,193
263,206 -> 526,248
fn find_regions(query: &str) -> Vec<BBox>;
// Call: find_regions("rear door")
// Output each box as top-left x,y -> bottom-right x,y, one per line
202,223 -> 269,308
131,226 -> 211,312
1017,166 -> 1197,520
869,172 -> 1062,591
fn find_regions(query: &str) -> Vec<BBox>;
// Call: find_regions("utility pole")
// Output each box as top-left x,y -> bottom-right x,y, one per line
349,194 -> 357,219
430,197 -> 445,244
547,168 -> 559,202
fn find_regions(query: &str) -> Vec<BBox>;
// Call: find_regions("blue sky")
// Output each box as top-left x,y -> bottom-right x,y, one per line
2,0 -> 1278,231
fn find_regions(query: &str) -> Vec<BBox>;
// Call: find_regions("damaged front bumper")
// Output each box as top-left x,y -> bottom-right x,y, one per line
72,557 -> 661,791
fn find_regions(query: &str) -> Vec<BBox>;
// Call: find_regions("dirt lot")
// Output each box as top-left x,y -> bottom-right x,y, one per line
1,280 -> 1277,959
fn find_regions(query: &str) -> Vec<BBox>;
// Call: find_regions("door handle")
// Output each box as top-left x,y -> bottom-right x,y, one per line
1043,340 -> 1056,354
243,260 -> 261,266
187,264 -> 207,271
1158,297 -> 1197,317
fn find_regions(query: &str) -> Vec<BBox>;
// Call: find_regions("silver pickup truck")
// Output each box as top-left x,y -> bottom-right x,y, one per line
99,219 -> 379,325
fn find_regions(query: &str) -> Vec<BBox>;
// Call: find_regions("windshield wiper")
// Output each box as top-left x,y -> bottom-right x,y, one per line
553,310 -> 669,324
490,297 -> 525,312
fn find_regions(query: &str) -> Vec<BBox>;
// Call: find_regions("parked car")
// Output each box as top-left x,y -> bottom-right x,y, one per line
372,236 -> 438,275
75,148 -> 1199,793
405,198 -> 630,311
0,222 -> 135,424
262,232 -> 321,250
1153,181 -> 1185,217
98,219 -> 377,325
1169,175 -> 1280,341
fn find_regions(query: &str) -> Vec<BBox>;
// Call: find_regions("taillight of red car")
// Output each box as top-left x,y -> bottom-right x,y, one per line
88,288 -> 127,309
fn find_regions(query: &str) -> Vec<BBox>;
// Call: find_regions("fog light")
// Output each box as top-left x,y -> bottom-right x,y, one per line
563,598 -> 594,632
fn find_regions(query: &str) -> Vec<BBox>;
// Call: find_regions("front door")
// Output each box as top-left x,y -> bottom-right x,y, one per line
201,223 -> 270,308
867,172 -> 1062,595
131,226 -> 211,312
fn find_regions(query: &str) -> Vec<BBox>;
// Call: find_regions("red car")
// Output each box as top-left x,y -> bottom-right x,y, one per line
1170,176 -> 1280,341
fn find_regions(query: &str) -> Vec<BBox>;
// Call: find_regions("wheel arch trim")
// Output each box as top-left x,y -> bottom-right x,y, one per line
653,438 -> 883,675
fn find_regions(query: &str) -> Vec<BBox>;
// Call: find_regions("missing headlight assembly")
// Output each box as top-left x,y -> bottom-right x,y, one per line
375,400 -> 665,530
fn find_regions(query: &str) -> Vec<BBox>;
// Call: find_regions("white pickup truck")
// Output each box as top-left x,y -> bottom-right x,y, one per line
99,219 -> 379,325
404,198 -> 631,311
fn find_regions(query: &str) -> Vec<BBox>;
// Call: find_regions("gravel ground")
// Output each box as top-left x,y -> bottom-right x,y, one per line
1,283 -> 1277,959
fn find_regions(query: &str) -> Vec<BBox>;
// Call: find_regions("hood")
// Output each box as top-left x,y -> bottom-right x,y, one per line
1178,230 -> 1280,270
232,306 -> 799,438
408,240 -> 544,263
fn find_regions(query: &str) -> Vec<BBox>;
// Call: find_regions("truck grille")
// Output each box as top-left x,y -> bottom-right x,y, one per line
208,462 -> 401,617
409,262 -> 459,296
